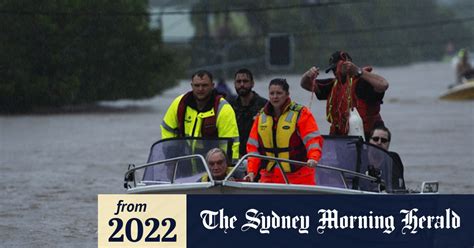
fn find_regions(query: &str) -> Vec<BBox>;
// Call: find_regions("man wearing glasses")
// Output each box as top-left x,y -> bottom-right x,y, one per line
228,68 -> 267,157
369,126 -> 406,191
160,70 -> 240,161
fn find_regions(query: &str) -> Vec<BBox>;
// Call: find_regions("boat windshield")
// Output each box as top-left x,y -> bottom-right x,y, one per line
141,138 -> 234,183
135,136 -> 395,192
317,136 -> 394,192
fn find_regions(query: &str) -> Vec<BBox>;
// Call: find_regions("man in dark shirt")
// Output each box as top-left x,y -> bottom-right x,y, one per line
228,68 -> 267,157
369,126 -> 406,191
300,51 -> 389,140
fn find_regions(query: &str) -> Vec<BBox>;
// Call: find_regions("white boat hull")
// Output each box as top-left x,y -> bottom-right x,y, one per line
440,80 -> 474,100
127,181 -> 381,195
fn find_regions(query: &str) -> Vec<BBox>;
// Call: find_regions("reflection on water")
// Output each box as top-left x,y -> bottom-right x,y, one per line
0,62 -> 473,246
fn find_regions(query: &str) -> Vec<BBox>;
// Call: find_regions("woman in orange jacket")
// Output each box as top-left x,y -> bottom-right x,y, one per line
244,78 -> 323,185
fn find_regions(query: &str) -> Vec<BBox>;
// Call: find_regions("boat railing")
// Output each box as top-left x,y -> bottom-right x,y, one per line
124,154 -> 210,189
124,153 -> 380,192
225,153 -> 379,190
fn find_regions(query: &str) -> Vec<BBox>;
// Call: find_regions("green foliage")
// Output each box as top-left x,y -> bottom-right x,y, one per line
0,0 -> 182,113
188,0 -> 473,76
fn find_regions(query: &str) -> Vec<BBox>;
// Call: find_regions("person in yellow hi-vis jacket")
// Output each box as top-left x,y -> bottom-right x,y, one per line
161,70 -> 240,161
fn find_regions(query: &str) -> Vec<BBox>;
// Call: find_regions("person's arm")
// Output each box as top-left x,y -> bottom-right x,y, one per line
160,96 -> 182,139
216,100 -> 240,160
244,116 -> 261,182
301,67 -> 336,100
343,61 -> 389,93
300,66 -> 320,92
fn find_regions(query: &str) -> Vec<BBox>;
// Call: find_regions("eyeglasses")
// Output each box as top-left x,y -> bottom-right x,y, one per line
371,136 -> 389,144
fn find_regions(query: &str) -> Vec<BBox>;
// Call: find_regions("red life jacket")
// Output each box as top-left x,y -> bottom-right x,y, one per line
326,66 -> 382,136
176,91 -> 223,138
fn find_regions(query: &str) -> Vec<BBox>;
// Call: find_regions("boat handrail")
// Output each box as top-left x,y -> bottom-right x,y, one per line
124,153 -> 379,191
225,153 -> 378,188
124,154 -> 211,189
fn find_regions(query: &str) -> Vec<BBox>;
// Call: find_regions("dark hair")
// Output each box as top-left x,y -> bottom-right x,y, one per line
325,51 -> 353,73
234,68 -> 253,81
269,78 -> 289,93
370,125 -> 391,142
192,70 -> 213,82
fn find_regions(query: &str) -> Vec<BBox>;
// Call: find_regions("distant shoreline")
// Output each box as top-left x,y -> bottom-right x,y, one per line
0,103 -> 155,116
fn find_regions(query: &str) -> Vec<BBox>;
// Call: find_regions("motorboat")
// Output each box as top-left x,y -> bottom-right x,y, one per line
124,136 -> 438,195
440,79 -> 474,100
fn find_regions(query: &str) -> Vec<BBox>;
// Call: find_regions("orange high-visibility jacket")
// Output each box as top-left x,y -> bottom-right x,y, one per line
246,100 -> 323,184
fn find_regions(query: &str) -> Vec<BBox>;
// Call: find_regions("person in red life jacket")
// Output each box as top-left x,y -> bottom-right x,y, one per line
244,78 -> 323,185
161,70 -> 240,161
300,51 -> 389,140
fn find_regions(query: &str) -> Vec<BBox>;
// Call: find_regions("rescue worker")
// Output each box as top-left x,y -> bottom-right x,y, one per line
245,78 -> 323,185
228,68 -> 267,157
160,70 -> 240,161
300,51 -> 389,140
